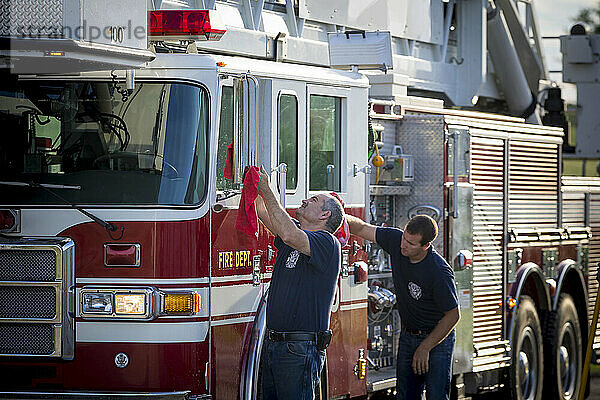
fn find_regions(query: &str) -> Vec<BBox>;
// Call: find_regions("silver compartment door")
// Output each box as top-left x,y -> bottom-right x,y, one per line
447,124 -> 474,375
448,182 -> 475,375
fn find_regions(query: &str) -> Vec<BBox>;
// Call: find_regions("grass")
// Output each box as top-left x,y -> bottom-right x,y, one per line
591,363 -> 600,377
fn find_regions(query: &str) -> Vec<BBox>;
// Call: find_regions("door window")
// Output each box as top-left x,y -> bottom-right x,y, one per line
309,95 -> 341,191
216,86 -> 235,191
278,93 -> 298,190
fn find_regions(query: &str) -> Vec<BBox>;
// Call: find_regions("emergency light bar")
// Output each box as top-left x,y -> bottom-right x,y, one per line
148,9 -> 226,41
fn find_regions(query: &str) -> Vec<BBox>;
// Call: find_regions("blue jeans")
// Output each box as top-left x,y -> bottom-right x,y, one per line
261,337 -> 326,400
396,330 -> 455,400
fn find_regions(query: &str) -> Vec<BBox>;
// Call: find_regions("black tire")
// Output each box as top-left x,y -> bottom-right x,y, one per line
544,294 -> 582,400
509,295 -> 544,400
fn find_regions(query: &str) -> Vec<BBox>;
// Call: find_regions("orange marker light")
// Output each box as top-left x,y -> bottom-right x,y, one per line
507,297 -> 517,309
45,51 -> 65,57
162,292 -> 201,315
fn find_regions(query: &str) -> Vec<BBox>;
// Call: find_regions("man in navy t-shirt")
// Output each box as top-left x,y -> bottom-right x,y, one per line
255,166 -> 343,400
346,214 -> 460,400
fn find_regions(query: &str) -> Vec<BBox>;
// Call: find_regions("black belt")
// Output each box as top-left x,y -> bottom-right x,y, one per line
402,327 -> 433,336
267,329 -> 317,342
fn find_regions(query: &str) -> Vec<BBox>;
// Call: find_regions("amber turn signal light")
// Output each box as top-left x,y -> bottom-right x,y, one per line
161,292 -> 201,315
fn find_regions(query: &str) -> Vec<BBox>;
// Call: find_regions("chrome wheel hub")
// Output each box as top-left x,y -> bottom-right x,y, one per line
518,327 -> 538,400
559,323 -> 577,399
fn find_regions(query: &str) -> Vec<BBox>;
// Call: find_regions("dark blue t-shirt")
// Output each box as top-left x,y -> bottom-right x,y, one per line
376,227 -> 458,331
266,229 -> 341,333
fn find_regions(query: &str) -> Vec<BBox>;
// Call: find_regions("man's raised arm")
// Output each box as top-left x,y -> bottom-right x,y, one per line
255,196 -> 275,235
257,166 -> 311,255
345,215 -> 377,243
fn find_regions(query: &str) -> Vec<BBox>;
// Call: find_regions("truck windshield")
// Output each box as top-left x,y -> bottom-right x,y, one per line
0,80 -> 209,206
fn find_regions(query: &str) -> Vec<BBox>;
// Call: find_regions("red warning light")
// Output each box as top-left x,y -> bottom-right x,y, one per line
0,210 -> 17,232
148,10 -> 226,41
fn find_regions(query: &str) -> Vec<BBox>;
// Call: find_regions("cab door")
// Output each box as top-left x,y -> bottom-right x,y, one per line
255,78 -> 308,280
210,75 -> 265,399
305,84 -> 369,398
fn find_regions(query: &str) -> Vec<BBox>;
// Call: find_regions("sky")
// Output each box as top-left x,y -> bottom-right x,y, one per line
535,0 -> 598,81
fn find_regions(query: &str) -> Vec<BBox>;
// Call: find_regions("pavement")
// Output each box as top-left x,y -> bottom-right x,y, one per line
591,369 -> 600,397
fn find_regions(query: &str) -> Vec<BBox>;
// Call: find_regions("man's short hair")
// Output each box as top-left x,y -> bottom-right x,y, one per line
405,215 -> 438,245
322,197 -> 344,233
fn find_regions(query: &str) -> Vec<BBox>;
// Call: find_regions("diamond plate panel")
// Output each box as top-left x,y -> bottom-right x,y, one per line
1,0 -> 63,37
394,114 -> 445,253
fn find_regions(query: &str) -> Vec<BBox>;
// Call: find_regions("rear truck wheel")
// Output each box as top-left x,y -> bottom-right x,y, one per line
509,295 -> 544,400
544,294 -> 582,400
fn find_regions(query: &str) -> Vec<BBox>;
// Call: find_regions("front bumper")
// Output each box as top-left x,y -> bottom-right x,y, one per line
0,391 -> 210,400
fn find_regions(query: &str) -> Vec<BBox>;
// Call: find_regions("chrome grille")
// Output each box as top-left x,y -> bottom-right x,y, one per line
0,286 -> 56,319
471,136 -> 505,369
0,324 -> 54,355
0,250 -> 57,281
508,141 -> 559,228
0,238 -> 74,359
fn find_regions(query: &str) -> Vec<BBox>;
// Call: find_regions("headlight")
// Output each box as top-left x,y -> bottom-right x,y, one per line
115,293 -> 146,315
82,292 -> 113,314
80,287 -> 154,319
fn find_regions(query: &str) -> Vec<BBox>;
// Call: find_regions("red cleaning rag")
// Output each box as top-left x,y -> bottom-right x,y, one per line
236,166 -> 260,238
223,142 -> 233,180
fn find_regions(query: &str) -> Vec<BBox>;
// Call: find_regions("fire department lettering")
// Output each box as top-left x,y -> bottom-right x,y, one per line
218,251 -> 251,269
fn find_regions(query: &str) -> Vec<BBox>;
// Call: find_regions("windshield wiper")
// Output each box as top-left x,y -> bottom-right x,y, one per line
0,181 -> 81,190
0,180 -> 124,239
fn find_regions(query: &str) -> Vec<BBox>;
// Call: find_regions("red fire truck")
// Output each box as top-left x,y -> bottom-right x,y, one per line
1,2 -> 599,400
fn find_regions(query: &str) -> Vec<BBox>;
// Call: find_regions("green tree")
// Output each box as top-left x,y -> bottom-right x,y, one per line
573,1 -> 600,33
